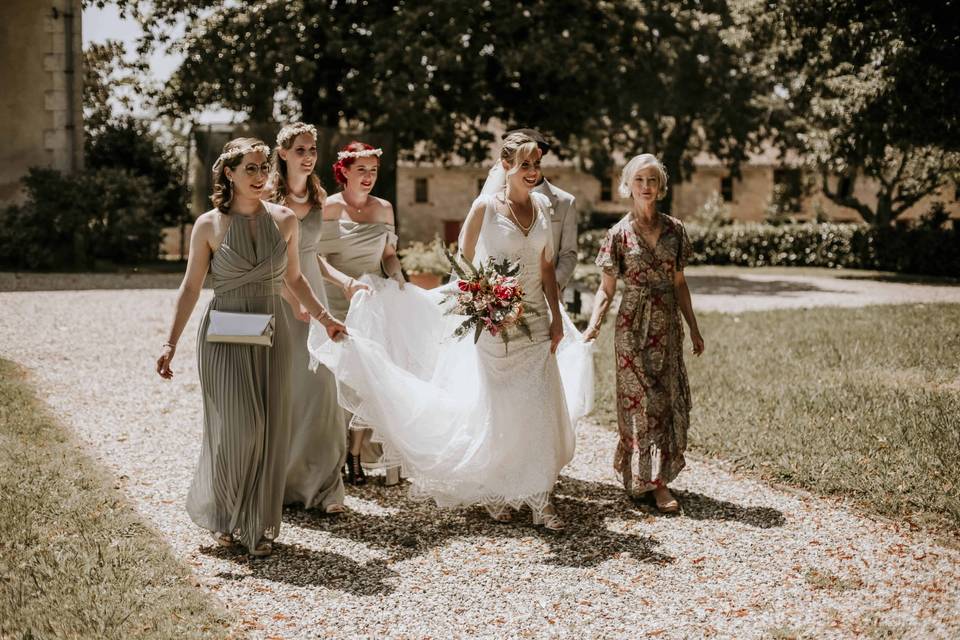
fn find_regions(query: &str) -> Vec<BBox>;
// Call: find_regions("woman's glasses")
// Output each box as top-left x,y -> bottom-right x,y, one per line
243,163 -> 271,177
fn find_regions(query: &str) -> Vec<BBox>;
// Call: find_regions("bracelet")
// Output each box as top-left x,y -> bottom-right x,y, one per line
312,307 -> 331,325
343,277 -> 356,293
163,341 -> 177,349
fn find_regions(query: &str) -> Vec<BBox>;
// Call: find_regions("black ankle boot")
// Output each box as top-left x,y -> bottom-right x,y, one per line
345,452 -> 366,485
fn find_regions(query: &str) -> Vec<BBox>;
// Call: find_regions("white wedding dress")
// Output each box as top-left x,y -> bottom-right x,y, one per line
308,192 -> 593,512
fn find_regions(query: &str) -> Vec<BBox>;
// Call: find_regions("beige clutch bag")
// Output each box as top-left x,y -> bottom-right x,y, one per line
206,310 -> 275,347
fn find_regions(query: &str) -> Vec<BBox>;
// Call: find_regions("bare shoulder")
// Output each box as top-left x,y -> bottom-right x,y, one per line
266,200 -> 295,221
322,193 -> 346,220
371,196 -> 395,224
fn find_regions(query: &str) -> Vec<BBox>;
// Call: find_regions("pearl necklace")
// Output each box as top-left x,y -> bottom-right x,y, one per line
288,189 -> 309,204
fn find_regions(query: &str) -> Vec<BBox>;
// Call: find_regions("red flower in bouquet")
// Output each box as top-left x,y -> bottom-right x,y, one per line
442,247 -> 533,348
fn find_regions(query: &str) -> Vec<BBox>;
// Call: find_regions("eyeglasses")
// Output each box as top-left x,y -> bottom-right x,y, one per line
243,163 -> 271,176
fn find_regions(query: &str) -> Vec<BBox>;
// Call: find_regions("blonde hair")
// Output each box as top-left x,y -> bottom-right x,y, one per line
270,123 -> 326,208
619,153 -> 669,200
211,137 -> 270,213
500,132 -> 541,180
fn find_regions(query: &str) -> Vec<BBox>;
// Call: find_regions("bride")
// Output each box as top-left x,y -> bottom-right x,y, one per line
309,132 -> 592,530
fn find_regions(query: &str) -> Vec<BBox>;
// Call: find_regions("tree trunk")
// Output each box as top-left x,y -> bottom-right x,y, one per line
660,118 -> 692,217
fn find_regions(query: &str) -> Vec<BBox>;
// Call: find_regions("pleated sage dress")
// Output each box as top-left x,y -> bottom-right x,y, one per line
283,206 -> 346,509
187,206 -> 293,551
317,218 -> 398,469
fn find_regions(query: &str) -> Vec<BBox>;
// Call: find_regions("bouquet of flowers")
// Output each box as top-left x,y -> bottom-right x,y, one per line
443,247 -> 533,346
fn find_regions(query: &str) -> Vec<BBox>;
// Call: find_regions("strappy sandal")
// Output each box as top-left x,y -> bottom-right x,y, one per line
212,531 -> 235,547
532,503 -> 565,531
484,504 -> 513,523
249,540 -> 273,557
325,503 -> 346,514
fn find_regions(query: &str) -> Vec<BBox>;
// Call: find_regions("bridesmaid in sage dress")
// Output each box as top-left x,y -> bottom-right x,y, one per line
321,140 -> 406,485
271,123 -> 367,512
156,138 -> 346,557
584,153 -> 704,513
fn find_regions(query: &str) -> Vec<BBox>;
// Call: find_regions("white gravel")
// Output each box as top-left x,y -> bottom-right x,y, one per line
2,272 -> 959,639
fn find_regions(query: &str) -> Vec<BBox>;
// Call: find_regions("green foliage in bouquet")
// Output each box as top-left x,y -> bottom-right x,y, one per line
443,247 -> 533,348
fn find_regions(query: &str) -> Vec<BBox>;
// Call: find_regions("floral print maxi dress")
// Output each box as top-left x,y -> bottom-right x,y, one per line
596,213 -> 693,495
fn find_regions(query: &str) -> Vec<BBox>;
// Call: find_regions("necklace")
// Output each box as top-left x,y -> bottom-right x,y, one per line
342,192 -> 367,216
288,189 -> 309,204
505,195 -> 535,234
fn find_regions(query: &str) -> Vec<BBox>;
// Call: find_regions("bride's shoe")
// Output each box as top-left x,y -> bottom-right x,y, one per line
484,504 -> 513,523
532,503 -> 565,531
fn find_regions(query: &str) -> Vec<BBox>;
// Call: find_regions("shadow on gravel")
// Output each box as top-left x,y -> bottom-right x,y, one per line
288,475 -> 673,569
201,542 -> 398,595
670,490 -> 786,529
685,275 -> 828,297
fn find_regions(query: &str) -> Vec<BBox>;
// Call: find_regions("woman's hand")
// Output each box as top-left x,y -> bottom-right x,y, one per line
690,328 -> 705,356
345,278 -> 371,299
320,315 -> 349,342
583,324 -> 600,342
156,343 -> 176,379
549,318 -> 563,353
294,304 -> 311,323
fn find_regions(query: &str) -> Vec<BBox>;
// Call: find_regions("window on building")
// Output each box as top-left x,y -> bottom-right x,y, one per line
772,168 -> 803,212
414,177 -> 429,203
443,220 -> 462,245
837,174 -> 854,199
477,178 -> 486,196
720,175 -> 734,202
600,177 -> 612,202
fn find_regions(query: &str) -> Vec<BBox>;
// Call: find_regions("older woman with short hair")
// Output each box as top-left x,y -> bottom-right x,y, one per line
584,153 -> 704,512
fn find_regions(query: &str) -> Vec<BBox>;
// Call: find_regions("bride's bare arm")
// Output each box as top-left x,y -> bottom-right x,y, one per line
540,251 -> 564,353
459,201 -> 486,263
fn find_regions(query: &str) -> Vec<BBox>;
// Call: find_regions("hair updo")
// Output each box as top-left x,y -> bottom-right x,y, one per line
270,122 -> 326,208
211,137 -> 270,214
500,132 -> 541,181
332,141 -> 378,187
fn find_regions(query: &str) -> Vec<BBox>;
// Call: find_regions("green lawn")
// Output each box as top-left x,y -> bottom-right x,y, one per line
591,304 -> 960,537
0,359 -> 232,639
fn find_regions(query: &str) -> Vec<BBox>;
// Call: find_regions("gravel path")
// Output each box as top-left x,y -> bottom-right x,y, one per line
2,275 -> 959,639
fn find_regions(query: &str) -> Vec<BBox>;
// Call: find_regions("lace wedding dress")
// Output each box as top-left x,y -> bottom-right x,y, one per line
308,192 -> 593,512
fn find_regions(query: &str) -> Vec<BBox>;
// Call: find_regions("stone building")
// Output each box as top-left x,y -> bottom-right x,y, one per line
0,0 -> 84,205
397,146 -> 959,246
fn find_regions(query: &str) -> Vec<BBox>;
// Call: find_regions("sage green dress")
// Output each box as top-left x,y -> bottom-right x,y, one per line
283,207 -> 346,509
187,206 -> 293,552
317,218 -> 398,468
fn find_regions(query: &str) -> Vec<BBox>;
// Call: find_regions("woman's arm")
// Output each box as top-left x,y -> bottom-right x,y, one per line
277,211 -> 348,339
583,271 -> 618,342
541,251 -> 564,353
156,216 -> 213,378
459,201 -> 485,263
318,255 -> 369,298
381,241 -> 405,288
675,270 -> 704,355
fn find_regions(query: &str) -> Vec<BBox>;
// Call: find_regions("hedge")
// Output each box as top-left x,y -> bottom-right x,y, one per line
578,210 -> 959,277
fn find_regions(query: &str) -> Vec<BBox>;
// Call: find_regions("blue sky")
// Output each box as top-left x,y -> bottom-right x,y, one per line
82,3 -> 235,123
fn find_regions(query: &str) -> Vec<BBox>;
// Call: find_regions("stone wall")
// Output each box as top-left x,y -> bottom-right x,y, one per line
0,0 -> 84,205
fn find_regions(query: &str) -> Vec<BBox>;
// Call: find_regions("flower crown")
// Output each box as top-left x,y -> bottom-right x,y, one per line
336,147 -> 383,161
276,123 -> 318,149
213,143 -> 271,175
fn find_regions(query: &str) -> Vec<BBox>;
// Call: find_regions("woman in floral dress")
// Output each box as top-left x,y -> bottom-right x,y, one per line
584,154 -> 704,512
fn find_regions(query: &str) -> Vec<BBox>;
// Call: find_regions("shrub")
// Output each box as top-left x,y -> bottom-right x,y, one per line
0,167 -> 163,270
399,236 -> 452,276
576,205 -> 959,277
